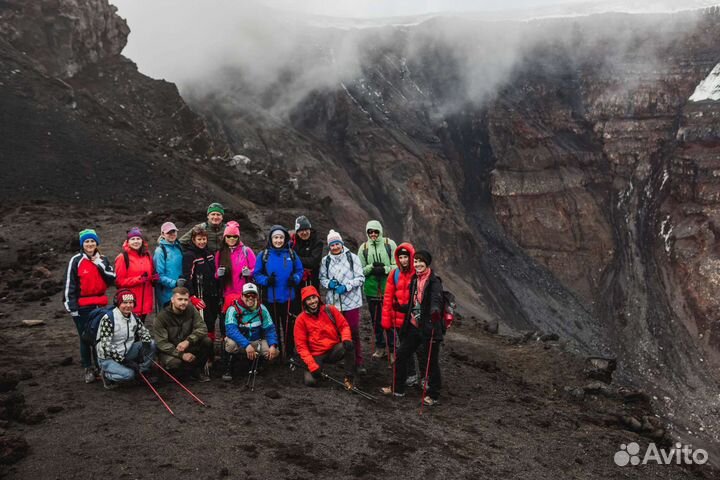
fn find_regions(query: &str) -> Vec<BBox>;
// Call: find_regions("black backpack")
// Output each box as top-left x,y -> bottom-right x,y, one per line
81,306 -> 115,345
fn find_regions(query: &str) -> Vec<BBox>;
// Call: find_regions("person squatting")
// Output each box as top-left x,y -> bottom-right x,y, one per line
63,203 -> 450,406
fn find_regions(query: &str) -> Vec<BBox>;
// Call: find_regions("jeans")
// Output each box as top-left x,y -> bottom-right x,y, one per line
99,341 -> 157,382
73,307 -> 98,369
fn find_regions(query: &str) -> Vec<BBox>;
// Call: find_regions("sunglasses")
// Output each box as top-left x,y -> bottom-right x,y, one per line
367,229 -> 380,235
243,293 -> 258,298
226,235 -> 239,239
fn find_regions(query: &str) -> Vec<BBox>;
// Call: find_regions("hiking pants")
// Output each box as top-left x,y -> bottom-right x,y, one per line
303,343 -> 356,386
341,308 -> 363,366
367,297 -> 386,349
394,327 -> 441,399
159,337 -> 213,371
267,301 -> 294,357
99,341 -> 157,382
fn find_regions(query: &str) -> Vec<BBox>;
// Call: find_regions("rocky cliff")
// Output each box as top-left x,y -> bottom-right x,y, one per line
2,0 -> 720,459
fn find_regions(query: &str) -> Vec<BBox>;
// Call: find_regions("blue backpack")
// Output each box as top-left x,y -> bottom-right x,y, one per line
81,306 -> 115,345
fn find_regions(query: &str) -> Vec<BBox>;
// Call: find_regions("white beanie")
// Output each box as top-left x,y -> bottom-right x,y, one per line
327,229 -> 343,245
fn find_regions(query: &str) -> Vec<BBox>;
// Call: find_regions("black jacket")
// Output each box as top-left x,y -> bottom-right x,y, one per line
403,271 -> 444,341
181,244 -> 220,300
292,230 -> 324,289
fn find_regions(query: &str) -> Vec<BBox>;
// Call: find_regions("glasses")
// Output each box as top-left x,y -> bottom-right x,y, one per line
226,235 -> 239,239
243,293 -> 258,298
164,230 -> 177,234
367,229 -> 380,235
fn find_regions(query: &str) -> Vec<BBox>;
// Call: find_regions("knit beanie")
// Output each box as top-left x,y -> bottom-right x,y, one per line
414,250 -> 432,266
327,229 -> 343,245
79,229 -> 100,245
224,221 -> 240,237
114,289 -> 136,306
127,227 -> 143,239
295,215 -> 312,231
207,202 -> 225,215
396,247 -> 411,257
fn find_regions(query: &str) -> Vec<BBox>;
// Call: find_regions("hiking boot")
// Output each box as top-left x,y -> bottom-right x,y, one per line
422,396 -> 439,406
343,376 -> 354,391
371,348 -> 386,359
221,370 -> 233,382
356,366 -> 367,375
198,372 -> 211,383
380,386 -> 405,397
84,368 -> 95,384
405,374 -> 419,387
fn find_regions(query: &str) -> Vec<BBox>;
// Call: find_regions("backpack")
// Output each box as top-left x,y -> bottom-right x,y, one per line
324,251 -> 354,279
324,305 -> 342,340
81,306 -> 115,345
440,289 -> 457,332
362,239 -> 392,265
259,247 -> 296,277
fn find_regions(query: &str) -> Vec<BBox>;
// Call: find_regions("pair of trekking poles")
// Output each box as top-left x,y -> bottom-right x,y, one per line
139,357 -> 208,417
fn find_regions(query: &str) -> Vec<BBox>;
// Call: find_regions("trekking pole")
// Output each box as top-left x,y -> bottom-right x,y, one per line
246,355 -> 259,391
419,329 -> 435,415
197,274 -> 205,321
139,371 -> 175,416
141,275 -> 147,322
150,359 -> 208,407
284,299 -> 292,359
392,327 -> 397,396
288,359 -> 377,401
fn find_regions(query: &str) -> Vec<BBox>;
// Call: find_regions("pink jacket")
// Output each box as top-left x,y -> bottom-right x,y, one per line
216,244 -> 257,296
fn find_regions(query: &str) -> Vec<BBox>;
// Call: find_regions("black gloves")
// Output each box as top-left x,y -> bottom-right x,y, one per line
343,340 -> 354,351
311,368 -> 323,379
267,274 -> 276,287
176,278 -> 187,287
287,276 -> 296,287
372,262 -> 385,277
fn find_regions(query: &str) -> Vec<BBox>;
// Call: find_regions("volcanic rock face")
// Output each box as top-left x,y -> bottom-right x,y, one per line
4,0 -> 720,457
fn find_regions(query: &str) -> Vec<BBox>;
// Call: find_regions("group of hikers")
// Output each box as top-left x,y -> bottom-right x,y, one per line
63,202 -> 448,406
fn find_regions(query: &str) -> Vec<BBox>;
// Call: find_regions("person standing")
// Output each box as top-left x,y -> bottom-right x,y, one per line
96,289 -> 157,390
381,250 -> 444,405
153,287 -> 213,382
154,221 -> 183,309
253,225 -> 304,360
179,202 -> 226,253
290,215 -> 324,318
358,220 -> 397,359
181,226 -> 221,345
114,227 -> 157,322
215,220 -> 256,299
319,230 -> 366,374
63,228 -> 116,383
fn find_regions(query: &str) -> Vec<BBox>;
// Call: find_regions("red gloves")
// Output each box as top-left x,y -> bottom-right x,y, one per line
302,269 -> 312,282
190,296 -> 206,310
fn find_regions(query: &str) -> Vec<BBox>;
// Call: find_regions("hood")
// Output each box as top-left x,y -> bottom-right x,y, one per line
122,239 -> 150,255
266,224 -> 290,249
394,242 -> 416,272
301,285 -> 322,303
365,220 -> 384,241
157,237 -> 178,247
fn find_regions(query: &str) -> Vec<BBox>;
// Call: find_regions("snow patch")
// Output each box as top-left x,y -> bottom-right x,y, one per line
660,215 -> 673,254
690,63 -> 720,102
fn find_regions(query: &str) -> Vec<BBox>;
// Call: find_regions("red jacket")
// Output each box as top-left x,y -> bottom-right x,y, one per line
294,286 -> 352,372
381,242 -> 416,330
114,241 -> 155,316
63,252 -> 115,312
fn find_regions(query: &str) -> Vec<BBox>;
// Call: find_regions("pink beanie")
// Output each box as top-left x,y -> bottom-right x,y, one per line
224,221 -> 240,237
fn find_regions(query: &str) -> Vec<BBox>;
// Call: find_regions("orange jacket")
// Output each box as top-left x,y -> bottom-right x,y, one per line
294,286 -> 352,372
381,242 -> 415,329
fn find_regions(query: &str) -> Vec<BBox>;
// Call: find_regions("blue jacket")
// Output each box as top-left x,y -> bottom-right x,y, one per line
253,225 -> 304,303
153,238 -> 183,307
225,303 -> 278,349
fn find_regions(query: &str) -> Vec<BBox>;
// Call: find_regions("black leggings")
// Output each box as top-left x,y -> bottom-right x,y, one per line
267,301 -> 293,357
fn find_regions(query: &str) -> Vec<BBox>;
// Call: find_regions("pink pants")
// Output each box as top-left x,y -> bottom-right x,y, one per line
342,308 -> 363,366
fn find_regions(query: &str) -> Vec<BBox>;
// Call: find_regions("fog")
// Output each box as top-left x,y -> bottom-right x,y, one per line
111,0 -> 719,116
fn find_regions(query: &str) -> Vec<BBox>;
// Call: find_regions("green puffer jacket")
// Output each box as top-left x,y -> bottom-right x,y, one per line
179,221 -> 226,253
358,220 -> 397,298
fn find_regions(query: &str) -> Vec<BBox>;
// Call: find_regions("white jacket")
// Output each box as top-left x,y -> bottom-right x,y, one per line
96,308 -> 152,362
319,248 -> 365,311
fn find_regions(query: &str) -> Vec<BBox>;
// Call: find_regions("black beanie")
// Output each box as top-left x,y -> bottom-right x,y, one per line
295,215 -> 312,231
414,250 -> 432,266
